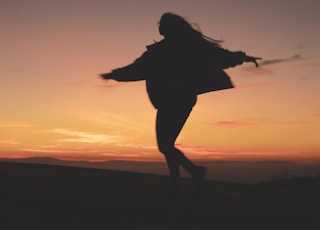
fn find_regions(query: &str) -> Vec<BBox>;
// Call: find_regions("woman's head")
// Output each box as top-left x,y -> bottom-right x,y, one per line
159,13 -> 192,38
158,12 -> 221,45
158,13 -> 195,39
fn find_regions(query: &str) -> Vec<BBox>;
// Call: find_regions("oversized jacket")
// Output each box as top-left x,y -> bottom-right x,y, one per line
109,39 -> 246,109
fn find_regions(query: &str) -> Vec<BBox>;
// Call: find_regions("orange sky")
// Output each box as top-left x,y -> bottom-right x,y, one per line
1,0 -> 320,163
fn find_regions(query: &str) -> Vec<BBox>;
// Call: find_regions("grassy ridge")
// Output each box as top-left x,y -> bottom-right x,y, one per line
1,162 -> 319,229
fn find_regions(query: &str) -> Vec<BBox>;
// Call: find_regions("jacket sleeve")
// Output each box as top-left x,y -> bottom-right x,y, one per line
110,51 -> 151,82
210,46 -> 247,69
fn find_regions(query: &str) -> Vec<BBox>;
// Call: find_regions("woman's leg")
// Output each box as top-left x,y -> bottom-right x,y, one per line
156,105 -> 197,190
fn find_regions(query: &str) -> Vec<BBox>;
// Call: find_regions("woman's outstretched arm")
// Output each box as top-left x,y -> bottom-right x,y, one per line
100,51 -> 151,82
210,46 -> 262,69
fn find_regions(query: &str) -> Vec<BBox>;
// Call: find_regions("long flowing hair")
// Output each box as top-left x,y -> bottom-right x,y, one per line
159,12 -> 222,47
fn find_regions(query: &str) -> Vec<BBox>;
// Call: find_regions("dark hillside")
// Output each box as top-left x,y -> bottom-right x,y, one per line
0,162 -> 319,229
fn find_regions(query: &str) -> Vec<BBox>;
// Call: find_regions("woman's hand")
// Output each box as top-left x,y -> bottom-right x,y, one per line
244,55 -> 262,67
99,72 -> 114,80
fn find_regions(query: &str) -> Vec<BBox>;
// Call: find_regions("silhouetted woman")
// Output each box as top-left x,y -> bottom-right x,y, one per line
100,12 -> 261,196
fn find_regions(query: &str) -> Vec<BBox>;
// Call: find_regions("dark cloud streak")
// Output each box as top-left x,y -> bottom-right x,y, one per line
259,54 -> 302,66
211,118 -> 306,128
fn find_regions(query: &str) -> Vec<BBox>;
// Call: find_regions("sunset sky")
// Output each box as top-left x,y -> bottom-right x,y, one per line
1,0 -> 320,163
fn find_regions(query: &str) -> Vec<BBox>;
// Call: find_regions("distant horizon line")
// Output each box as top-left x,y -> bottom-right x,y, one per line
0,156 -> 315,165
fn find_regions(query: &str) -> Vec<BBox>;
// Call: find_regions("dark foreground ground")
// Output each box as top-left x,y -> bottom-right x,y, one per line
1,162 -> 319,229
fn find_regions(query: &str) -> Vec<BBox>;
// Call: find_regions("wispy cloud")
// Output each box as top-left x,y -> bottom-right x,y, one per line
259,54 -> 302,66
50,128 -> 119,143
97,80 -> 125,89
175,144 -> 302,160
212,118 -> 305,128
84,112 -> 152,132
0,140 -> 20,145
20,148 -> 87,154
0,154 -> 30,159
240,54 -> 304,76
100,152 -> 142,158
0,122 -> 33,128
19,148 -> 154,161
176,144 -> 222,156
115,143 -> 157,150
20,148 -> 119,156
